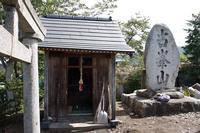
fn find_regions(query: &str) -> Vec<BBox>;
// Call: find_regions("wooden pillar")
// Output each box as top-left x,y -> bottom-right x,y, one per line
44,51 -> 49,120
23,37 -> 40,133
111,56 -> 116,121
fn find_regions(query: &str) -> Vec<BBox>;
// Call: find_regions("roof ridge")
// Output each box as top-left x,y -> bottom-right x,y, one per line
43,14 -> 112,21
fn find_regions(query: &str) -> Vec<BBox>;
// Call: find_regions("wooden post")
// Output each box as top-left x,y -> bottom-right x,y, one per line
44,51 -> 49,120
111,56 -> 116,121
23,37 -> 40,133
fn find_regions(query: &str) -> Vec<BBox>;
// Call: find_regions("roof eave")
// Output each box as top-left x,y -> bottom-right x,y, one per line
39,47 -> 135,54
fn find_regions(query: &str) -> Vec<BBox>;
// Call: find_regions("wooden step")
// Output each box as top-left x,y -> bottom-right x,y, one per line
49,122 -> 110,130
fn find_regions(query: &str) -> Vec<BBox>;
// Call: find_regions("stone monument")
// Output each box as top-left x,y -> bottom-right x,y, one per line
122,24 -> 200,117
144,24 -> 180,92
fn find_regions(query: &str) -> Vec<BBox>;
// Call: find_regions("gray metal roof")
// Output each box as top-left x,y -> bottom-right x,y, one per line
39,15 -> 134,53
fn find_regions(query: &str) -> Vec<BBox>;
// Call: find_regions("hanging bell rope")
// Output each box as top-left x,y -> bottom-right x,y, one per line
79,56 -> 84,92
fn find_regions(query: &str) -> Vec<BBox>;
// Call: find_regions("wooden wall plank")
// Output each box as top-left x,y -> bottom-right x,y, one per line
92,56 -> 97,114
44,51 -> 49,120
48,51 -> 68,120
48,52 -> 55,118
111,55 -> 116,120
93,54 -> 111,114
47,52 -> 114,119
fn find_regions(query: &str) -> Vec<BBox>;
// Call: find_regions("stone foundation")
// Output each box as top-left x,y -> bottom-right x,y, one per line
122,93 -> 200,117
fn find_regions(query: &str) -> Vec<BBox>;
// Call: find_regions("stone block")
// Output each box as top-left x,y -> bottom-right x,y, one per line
162,91 -> 184,99
136,89 -> 156,98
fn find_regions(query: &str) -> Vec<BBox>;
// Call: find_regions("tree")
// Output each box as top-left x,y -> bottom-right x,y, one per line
183,12 -> 200,65
180,53 -> 188,63
178,12 -> 200,87
120,13 -> 150,56
116,14 -> 150,96
31,0 -> 117,16
117,13 -> 150,68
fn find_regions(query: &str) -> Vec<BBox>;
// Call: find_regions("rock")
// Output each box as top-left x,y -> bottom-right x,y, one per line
118,120 -> 123,124
154,93 -> 170,102
136,89 -> 156,98
188,87 -> 200,99
192,83 -> 200,91
162,91 -> 184,99
144,24 -> 180,92
121,93 -> 135,104
129,112 -> 134,116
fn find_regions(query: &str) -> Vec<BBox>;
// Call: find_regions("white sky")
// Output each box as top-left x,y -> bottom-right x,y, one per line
83,0 -> 200,46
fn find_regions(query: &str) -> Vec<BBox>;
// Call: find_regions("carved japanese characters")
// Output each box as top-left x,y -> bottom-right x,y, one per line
144,24 -> 180,91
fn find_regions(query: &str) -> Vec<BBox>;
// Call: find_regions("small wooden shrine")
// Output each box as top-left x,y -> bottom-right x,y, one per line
39,15 -> 134,125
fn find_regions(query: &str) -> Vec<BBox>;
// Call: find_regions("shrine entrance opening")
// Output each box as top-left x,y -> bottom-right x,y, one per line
67,56 -> 93,114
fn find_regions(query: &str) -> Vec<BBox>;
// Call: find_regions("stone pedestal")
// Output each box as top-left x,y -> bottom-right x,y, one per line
122,93 -> 200,117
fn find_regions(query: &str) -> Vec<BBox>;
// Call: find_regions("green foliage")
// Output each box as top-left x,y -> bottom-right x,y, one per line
183,12 -> 200,65
116,14 -> 150,97
183,87 -> 190,96
180,12 -> 200,87
116,13 -> 149,91
31,0 -> 118,16
123,69 -> 142,94
0,2 -> 5,24
178,65 -> 200,86
180,53 -> 188,63
120,13 -> 150,56
87,0 -> 117,17
116,60 -> 143,98
0,78 -> 23,123
38,51 -> 45,100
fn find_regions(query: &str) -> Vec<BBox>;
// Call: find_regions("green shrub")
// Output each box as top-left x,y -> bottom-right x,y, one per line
0,78 -> 23,124
123,69 -> 142,94
178,64 -> 200,86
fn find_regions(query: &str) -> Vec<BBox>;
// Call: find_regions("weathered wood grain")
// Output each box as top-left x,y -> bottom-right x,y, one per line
46,52 -> 114,121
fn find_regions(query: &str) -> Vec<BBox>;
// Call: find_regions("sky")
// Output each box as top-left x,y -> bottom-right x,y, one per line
83,0 -> 200,47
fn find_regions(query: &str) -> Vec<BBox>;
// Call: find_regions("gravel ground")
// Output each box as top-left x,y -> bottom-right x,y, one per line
86,102 -> 200,133
2,102 -> 200,133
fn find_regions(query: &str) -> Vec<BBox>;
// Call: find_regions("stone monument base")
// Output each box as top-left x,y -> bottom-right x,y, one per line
122,92 -> 200,117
